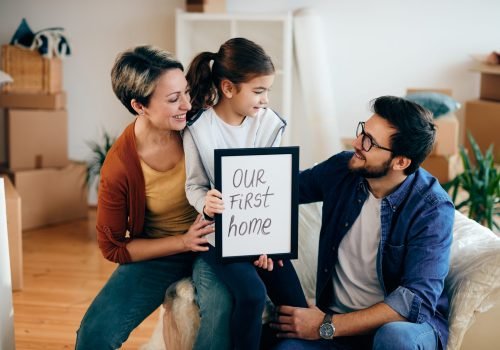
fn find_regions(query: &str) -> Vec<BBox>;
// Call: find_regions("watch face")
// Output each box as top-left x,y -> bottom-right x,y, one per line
319,323 -> 334,339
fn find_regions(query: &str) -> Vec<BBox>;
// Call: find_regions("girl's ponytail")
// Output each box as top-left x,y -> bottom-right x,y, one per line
186,51 -> 217,119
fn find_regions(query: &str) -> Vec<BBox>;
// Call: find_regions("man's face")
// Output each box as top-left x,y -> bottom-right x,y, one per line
348,114 -> 396,179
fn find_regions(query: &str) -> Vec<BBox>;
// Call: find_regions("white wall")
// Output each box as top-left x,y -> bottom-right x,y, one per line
0,0 -> 184,165
0,0 -> 499,199
229,0 -> 500,145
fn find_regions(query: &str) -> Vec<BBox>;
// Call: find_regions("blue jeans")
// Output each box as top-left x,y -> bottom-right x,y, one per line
75,253 -> 232,349
192,257 -> 232,349
201,247 -> 308,350
272,321 -> 438,350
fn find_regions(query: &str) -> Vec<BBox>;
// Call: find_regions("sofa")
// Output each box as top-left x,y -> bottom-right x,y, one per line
142,202 -> 500,350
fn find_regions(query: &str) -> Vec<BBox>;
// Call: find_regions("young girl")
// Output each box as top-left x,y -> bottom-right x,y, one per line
183,38 -> 307,350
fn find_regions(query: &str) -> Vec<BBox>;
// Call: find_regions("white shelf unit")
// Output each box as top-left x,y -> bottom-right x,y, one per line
175,9 -> 293,144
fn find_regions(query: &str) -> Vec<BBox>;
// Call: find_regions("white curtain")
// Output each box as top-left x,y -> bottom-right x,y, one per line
291,8 -> 341,169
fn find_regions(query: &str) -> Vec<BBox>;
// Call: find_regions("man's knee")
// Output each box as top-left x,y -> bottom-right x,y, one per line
234,278 -> 266,311
373,322 -> 437,350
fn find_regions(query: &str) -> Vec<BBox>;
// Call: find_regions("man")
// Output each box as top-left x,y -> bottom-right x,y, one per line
270,96 -> 454,350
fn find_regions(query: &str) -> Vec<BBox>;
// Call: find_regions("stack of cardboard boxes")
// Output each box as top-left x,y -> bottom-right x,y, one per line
465,64 -> 500,163
406,89 -> 463,184
0,45 -> 88,290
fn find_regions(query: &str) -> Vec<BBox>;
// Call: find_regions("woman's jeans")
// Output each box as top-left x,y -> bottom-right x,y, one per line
75,253 -> 232,350
201,247 -> 308,350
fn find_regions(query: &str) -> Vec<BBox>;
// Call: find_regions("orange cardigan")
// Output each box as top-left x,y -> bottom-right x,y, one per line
96,121 -> 146,264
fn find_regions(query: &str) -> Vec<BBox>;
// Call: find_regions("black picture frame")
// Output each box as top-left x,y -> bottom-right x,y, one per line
214,146 -> 299,263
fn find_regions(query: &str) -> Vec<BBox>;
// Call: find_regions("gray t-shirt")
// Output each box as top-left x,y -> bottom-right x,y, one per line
330,191 -> 384,313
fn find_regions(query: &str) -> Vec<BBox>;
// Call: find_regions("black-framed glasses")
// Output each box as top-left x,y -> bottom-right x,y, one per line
356,122 -> 393,152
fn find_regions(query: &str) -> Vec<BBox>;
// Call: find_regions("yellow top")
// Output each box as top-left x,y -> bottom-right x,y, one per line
141,157 -> 198,238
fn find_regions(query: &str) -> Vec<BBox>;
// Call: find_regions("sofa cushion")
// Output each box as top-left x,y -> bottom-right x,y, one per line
405,92 -> 461,118
445,211 -> 500,350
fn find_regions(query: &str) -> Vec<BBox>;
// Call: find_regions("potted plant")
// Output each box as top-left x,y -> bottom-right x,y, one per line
444,132 -> 500,230
85,131 -> 115,190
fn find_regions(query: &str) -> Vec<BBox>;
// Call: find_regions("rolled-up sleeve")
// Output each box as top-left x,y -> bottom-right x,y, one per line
385,286 -> 424,322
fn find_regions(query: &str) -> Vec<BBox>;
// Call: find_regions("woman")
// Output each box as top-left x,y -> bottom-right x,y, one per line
76,45 -> 231,349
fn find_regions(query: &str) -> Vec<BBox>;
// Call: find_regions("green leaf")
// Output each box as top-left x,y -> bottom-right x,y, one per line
447,131 -> 499,230
85,130 -> 116,189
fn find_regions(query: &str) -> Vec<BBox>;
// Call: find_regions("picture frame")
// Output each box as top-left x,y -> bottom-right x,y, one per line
214,146 -> 299,262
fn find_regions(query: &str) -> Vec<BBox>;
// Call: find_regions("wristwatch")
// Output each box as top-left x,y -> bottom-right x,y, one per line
319,312 -> 335,340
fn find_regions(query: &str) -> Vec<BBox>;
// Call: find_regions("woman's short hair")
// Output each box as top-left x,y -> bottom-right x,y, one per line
111,45 -> 183,115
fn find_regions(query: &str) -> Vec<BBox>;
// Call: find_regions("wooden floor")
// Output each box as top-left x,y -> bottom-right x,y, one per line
12,209 -> 159,349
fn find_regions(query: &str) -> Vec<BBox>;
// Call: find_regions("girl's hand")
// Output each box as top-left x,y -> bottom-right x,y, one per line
180,214 -> 214,252
204,189 -> 224,218
253,255 -> 284,271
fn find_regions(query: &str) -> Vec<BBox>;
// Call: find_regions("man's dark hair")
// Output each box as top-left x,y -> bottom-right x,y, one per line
371,96 -> 436,175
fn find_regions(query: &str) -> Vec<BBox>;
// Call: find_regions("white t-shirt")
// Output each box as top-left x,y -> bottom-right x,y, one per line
213,113 -> 256,148
330,191 -> 385,313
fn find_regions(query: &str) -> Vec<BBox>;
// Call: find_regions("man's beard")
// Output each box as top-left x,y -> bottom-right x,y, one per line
348,156 -> 393,179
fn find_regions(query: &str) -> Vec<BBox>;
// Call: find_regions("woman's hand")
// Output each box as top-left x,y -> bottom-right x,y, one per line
204,189 -> 224,218
180,214 -> 214,252
253,254 -> 284,271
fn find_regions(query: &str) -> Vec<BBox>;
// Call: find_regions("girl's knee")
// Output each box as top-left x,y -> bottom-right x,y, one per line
234,281 -> 266,309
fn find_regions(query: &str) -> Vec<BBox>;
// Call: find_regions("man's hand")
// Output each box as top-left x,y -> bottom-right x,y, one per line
270,303 -> 325,340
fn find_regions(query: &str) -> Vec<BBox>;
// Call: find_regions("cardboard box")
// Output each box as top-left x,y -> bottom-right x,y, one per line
186,0 -> 226,12
5,162 -> 88,230
480,73 -> 500,102
465,100 -> 500,163
1,45 -> 62,94
7,109 -> 68,170
421,153 -> 463,184
407,88 -> 452,97
471,63 -> 500,102
432,114 -> 459,156
0,91 -> 66,109
1,175 -> 23,291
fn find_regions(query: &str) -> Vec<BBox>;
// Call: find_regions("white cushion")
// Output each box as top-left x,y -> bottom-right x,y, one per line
446,211 -> 500,350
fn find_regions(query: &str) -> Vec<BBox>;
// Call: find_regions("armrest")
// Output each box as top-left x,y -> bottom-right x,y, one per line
445,211 -> 500,350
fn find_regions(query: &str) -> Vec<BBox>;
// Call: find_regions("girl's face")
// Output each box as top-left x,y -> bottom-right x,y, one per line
229,74 -> 274,118
142,69 -> 191,131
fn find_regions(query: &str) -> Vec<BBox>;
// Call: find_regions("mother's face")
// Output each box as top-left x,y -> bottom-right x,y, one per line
142,68 -> 191,132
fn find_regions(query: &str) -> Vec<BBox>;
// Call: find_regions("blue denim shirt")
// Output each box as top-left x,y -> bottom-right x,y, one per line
299,151 -> 454,349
